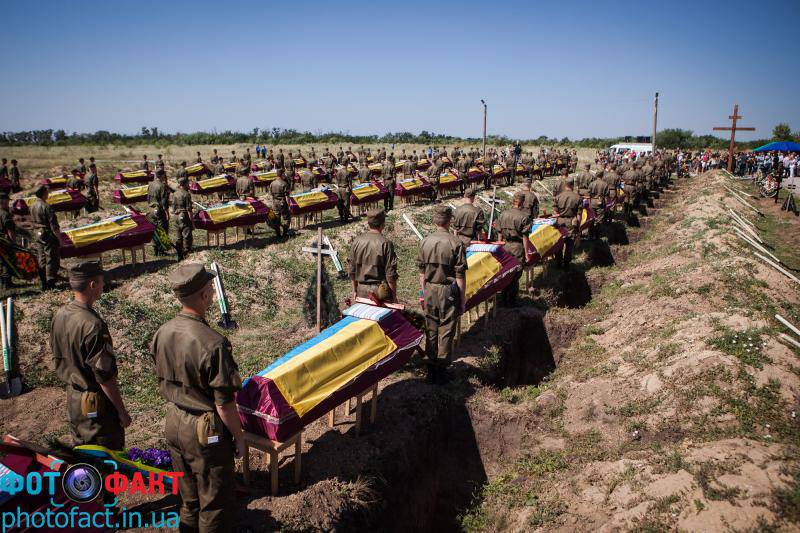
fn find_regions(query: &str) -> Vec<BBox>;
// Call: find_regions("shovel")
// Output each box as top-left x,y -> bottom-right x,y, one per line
210,263 -> 238,330
0,298 -> 22,398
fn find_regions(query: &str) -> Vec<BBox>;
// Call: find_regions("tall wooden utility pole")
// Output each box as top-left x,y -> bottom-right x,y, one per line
652,92 -> 659,152
481,99 -> 487,159
713,104 -> 755,172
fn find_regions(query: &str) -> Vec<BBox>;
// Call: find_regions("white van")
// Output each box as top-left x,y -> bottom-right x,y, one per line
609,143 -> 653,156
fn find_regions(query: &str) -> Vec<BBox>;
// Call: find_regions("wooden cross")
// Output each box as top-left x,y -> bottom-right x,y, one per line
713,104 -> 755,172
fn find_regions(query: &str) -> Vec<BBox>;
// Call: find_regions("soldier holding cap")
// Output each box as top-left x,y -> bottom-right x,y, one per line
497,191 -> 532,306
171,177 -> 194,260
269,169 -> 291,238
51,261 -> 130,449
0,192 -> 17,289
348,208 -> 398,301
416,205 -> 467,384
554,177 -> 582,269
85,162 -> 100,212
151,263 -> 243,532
452,187 -> 485,246
30,184 -> 61,291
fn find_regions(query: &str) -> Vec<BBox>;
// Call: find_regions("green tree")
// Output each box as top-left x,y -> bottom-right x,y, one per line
772,123 -> 792,141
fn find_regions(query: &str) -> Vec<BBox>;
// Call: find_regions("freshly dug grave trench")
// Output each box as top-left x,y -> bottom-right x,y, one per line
361,310 -> 565,532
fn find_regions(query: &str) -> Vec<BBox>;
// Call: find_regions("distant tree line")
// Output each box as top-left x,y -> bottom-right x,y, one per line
0,125 -> 787,150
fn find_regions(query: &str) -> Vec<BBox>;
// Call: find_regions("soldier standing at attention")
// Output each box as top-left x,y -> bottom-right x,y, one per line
357,160 -> 371,184
588,169 -> 610,233
52,261 -> 130,448
156,154 -> 166,172
243,148 -> 252,166
229,150 -> 237,164
213,157 -> 225,177
269,169 -> 291,239
554,177 -> 581,269
348,208 -> 398,301
298,166 -> 315,192
75,158 -> 87,176
236,170 -> 255,199
427,157 -> 443,203
151,263 -> 244,533
148,170 -> 171,253
0,159 -> 8,189
416,205 -> 467,384
176,161 -> 189,183
521,179 -> 540,220
171,177 -> 194,260
141,154 -> 150,171
8,160 -> 21,192
576,163 -> 592,197
0,192 -> 17,289
497,191 -> 532,306
85,162 -> 99,212
30,185 -> 61,291
452,187 -> 485,246
382,157 -> 396,211
335,164 -> 352,223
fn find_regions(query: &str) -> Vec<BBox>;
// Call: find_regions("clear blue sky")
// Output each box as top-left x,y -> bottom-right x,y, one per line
1,0 -> 797,141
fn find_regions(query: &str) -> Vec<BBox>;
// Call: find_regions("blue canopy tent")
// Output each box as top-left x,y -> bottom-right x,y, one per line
753,141 -> 800,152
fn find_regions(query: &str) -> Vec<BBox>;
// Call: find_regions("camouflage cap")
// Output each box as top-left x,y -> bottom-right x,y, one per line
168,263 -> 216,298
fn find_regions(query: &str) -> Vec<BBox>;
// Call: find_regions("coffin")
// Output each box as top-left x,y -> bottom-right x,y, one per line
186,162 -> 210,177
193,199 -> 272,231
12,189 -> 86,216
251,169 -> 278,188
526,217 -> 567,265
189,174 -> 236,195
394,176 -> 432,197
464,243 -> 521,311
112,184 -> 149,205
236,303 -> 423,441
114,169 -> 154,184
287,187 -> 338,216
433,170 -> 462,190
59,210 -> 154,258
40,176 -> 81,190
350,182 -> 388,206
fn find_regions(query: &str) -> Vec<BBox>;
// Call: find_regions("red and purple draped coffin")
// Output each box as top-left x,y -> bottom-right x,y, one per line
394,176 -> 432,197
311,166 -> 329,182
12,189 -> 86,216
189,174 -> 236,195
193,199 -> 272,231
112,184 -> 149,205
59,210 -> 155,258
466,166 -> 486,183
114,169 -> 154,184
350,181 -> 388,206
40,175 -> 81,190
287,187 -> 338,216
525,217 -> 567,266
490,164 -> 509,181
463,243 -> 521,311
236,303 -> 424,441
432,169 -> 462,191
186,162 -> 210,177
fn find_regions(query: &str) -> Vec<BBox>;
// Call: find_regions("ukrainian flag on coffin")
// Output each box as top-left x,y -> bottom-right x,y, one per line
527,217 -> 567,265
395,176 -> 432,196
463,244 -> 521,311
112,184 -> 149,205
186,162 -> 209,176
194,198 -> 271,231
251,169 -> 278,186
435,170 -> 462,189
12,189 -> 86,216
189,174 -> 235,194
114,169 -> 154,184
287,187 -> 338,215
40,175 -> 74,189
368,162 -> 383,174
350,181 -> 387,205
236,303 -> 423,441
59,210 -> 154,258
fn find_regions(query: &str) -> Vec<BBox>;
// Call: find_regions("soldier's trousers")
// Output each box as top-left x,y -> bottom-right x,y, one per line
423,283 -> 460,367
336,197 -> 351,222
384,189 -> 395,210
66,387 -> 125,450
35,233 -> 60,281
165,403 -> 235,533
501,243 -> 525,305
175,223 -> 193,257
